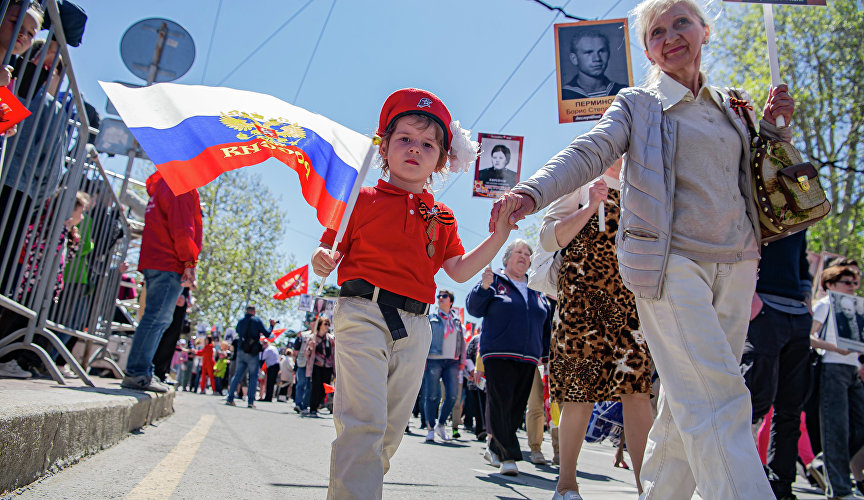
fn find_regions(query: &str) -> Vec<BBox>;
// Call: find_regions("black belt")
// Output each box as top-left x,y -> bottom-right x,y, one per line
339,279 -> 430,341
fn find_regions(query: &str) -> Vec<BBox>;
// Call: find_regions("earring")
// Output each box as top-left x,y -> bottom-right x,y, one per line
649,59 -> 655,65
703,39 -> 709,45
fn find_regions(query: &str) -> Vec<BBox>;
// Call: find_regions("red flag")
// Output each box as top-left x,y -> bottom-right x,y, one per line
270,328 -> 287,342
273,265 -> 308,299
0,87 -> 31,134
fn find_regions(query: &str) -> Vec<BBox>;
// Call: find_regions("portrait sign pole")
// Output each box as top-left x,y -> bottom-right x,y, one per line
762,4 -> 785,127
725,0 -> 828,127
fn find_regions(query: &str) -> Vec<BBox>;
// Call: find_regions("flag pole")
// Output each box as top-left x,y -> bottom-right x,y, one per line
316,142 -> 377,295
762,4 -> 786,128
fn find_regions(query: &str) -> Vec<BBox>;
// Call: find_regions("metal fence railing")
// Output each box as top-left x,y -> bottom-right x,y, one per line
0,0 -> 132,385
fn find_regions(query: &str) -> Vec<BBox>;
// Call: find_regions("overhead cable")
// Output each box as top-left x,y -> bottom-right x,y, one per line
294,0 -> 338,104
200,0 -> 223,83
216,0 -> 315,86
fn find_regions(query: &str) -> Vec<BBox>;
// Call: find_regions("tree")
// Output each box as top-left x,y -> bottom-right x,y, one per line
712,1 -> 864,258
193,170 -> 298,328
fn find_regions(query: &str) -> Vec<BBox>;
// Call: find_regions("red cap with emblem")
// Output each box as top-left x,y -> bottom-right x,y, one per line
377,88 -> 453,151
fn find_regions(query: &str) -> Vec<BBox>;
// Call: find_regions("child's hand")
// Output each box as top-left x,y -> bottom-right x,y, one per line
489,192 -> 534,233
492,196 -> 518,235
312,247 -> 341,277
0,65 -> 11,88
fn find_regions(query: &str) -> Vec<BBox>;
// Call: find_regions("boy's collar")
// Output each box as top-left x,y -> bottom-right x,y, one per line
376,179 -> 435,205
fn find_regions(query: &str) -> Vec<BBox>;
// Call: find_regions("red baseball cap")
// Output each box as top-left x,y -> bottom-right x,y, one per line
377,88 -> 453,150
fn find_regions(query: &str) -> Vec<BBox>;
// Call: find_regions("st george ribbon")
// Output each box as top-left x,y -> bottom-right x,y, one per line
99,82 -> 375,231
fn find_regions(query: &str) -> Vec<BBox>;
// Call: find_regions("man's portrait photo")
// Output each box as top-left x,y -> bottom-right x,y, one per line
829,291 -> 864,352
561,29 -> 627,100
473,134 -> 524,198
554,19 -> 633,123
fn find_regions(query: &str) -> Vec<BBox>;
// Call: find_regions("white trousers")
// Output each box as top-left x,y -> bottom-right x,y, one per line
635,254 -> 772,500
327,297 -> 431,500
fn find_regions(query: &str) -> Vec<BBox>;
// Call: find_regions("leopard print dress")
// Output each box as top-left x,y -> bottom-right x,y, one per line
549,189 -> 653,403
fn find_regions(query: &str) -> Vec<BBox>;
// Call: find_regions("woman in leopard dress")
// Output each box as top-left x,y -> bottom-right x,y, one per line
538,160 -> 653,499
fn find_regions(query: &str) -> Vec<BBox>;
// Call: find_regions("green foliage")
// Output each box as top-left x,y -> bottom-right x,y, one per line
193,170 -> 298,328
712,1 -> 864,260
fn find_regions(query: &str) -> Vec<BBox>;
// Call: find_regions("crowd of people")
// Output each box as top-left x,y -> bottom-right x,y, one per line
2,1 -> 863,500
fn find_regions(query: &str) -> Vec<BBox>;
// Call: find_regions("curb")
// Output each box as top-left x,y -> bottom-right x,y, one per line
0,378 -> 175,494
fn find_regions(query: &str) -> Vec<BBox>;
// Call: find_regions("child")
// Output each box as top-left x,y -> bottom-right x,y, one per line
311,88 -> 518,499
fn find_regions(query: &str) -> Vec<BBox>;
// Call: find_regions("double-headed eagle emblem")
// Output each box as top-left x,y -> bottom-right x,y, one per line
219,110 -> 306,146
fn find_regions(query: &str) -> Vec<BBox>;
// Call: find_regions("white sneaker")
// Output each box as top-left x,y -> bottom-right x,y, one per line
483,448 -> 501,467
500,460 -> 518,476
425,430 -> 435,442
60,366 -> 77,379
0,360 -> 31,379
434,423 -> 451,441
551,490 -> 584,500
530,450 -> 546,464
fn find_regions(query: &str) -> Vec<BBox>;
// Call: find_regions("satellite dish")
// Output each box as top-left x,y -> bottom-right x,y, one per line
120,18 -> 195,83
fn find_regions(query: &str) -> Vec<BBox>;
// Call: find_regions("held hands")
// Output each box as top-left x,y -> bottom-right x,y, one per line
587,179 -> 608,208
762,84 -> 794,127
312,247 -> 341,277
480,266 -> 494,290
488,192 -> 535,233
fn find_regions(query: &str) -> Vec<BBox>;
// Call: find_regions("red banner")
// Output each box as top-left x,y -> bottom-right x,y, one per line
0,87 -> 31,134
273,265 -> 308,300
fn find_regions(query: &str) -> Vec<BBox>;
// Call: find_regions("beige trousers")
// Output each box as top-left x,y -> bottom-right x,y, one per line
635,254 -> 772,500
327,297 -> 432,500
526,365 -> 545,452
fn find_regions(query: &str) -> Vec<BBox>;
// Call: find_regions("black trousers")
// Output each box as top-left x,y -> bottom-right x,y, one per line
309,365 -> 334,412
152,303 -> 186,380
262,364 -> 280,401
740,304 -> 812,497
485,358 -> 536,461
464,386 -> 486,435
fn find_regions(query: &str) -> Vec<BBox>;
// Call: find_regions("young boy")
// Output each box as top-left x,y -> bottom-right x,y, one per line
312,88 -> 518,499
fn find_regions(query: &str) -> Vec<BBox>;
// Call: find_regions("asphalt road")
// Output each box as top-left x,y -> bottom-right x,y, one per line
9,391 -> 826,500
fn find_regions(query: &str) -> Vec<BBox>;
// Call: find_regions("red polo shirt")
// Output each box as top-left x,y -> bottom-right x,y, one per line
321,179 -> 465,304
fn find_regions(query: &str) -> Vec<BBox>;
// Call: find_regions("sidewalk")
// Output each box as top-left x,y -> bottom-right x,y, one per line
0,375 -> 174,495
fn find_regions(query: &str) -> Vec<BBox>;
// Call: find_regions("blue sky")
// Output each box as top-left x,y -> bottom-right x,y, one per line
66,0 -> 753,321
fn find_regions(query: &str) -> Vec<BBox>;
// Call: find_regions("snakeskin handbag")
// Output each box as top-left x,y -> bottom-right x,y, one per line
727,88 -> 831,243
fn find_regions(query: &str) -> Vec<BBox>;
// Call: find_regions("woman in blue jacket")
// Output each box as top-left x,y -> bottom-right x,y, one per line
467,239 -> 551,476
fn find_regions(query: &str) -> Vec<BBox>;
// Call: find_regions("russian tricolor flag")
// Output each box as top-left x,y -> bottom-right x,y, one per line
100,82 -> 374,230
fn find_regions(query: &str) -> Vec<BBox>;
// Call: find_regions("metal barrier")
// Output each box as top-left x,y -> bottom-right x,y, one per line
0,0 -> 132,385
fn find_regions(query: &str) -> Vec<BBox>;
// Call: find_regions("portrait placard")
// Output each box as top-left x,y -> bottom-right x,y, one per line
473,133 -> 524,198
298,294 -> 313,312
828,290 -> 864,354
554,18 -> 633,124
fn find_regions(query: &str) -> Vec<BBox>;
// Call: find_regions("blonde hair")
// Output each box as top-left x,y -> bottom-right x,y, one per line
631,0 -> 712,86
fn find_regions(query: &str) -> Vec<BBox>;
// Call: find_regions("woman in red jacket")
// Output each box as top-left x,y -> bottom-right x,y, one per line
197,336 -> 216,394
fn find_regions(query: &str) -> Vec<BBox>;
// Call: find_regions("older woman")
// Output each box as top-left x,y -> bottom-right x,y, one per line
467,239 -> 551,477
540,159 -> 654,499
492,0 -> 794,497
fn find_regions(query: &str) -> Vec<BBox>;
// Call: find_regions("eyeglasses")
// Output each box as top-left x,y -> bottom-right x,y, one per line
838,279 -> 860,287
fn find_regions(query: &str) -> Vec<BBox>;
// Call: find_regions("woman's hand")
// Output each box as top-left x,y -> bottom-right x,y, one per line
762,84 -> 794,127
312,246 -> 341,277
489,192 -> 535,233
480,266 -> 494,290
587,179 -> 608,208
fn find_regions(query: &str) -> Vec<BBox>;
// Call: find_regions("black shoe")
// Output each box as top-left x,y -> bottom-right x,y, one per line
477,431 -> 487,442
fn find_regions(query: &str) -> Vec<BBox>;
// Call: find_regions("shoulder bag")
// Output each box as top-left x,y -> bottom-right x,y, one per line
726,88 -> 831,243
